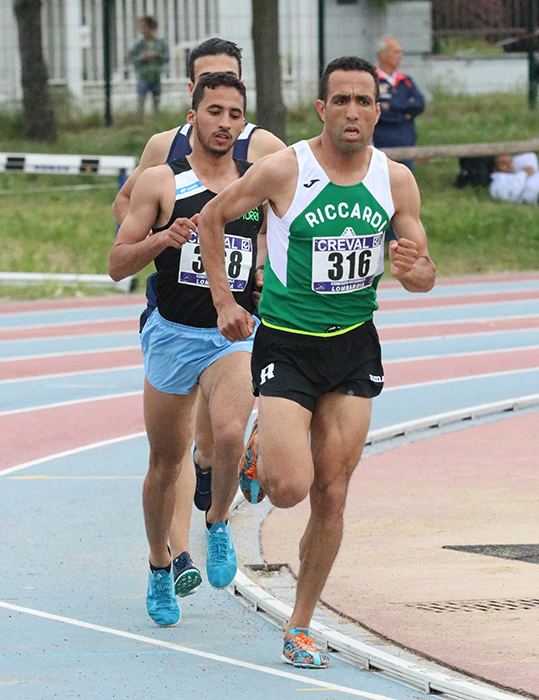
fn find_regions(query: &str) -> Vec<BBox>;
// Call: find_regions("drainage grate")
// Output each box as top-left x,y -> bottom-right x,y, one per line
407,598 -> 539,613
247,563 -> 287,572
443,543 -> 539,565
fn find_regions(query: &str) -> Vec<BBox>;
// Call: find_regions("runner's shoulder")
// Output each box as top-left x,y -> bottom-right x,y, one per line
134,161 -> 172,193
139,127 -> 180,168
387,157 -> 417,191
248,128 -> 287,160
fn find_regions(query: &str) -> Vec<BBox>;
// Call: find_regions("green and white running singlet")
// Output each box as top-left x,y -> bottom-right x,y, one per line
259,140 -> 395,336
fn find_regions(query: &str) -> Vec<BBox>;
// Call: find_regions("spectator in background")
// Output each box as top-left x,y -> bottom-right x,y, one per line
490,152 -> 539,205
129,16 -> 169,119
373,35 -> 424,171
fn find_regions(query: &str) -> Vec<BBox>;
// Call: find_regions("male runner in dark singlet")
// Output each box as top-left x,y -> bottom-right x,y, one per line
109,73 -> 264,625
112,38 -> 285,600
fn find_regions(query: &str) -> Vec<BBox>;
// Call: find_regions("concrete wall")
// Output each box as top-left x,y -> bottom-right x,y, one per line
429,54 -> 530,95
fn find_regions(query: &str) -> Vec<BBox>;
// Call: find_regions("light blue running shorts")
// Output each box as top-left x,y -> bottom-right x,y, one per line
140,309 -> 258,394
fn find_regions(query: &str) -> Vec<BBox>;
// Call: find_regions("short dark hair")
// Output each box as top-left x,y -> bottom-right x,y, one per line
140,16 -> 158,31
191,72 -> 246,111
188,38 -> 243,82
319,56 -> 379,102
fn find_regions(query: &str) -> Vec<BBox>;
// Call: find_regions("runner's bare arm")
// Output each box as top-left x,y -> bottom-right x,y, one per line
198,155 -> 285,340
109,167 -> 196,281
389,162 -> 436,293
112,129 -> 177,224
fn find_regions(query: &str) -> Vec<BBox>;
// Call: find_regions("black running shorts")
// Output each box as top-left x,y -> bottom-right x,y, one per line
251,321 -> 384,412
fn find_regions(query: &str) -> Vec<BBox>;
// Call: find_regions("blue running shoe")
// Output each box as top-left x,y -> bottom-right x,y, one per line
146,568 -> 180,626
173,551 -> 202,597
205,521 -> 237,588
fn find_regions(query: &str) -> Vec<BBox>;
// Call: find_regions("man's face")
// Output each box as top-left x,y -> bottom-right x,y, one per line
139,20 -> 153,40
380,39 -> 402,72
495,154 -> 515,173
188,54 -> 240,94
188,86 -> 245,156
316,70 -> 380,154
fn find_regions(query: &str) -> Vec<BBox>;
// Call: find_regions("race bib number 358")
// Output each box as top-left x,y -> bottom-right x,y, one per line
179,232 -> 253,291
312,234 -> 383,293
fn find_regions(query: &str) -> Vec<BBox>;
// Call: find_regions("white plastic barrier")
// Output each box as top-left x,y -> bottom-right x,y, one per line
0,152 -> 136,177
0,153 -> 137,293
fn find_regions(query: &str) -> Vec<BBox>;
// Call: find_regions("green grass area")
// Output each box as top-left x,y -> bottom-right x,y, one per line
0,93 -> 537,299
417,161 -> 539,275
419,92 -> 538,144
432,37 -> 504,57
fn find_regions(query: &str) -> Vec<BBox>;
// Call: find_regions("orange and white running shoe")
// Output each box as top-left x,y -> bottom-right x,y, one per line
282,627 -> 329,668
238,420 -> 265,504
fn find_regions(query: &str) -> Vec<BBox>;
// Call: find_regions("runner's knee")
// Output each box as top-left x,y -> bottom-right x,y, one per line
211,420 -> 245,459
265,472 -> 311,508
148,451 -> 184,484
310,477 -> 348,519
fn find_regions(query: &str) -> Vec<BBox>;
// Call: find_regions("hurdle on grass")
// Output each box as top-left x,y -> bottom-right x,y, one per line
0,152 -> 137,293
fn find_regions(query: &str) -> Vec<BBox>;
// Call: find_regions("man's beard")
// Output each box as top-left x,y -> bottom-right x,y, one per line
196,130 -> 234,157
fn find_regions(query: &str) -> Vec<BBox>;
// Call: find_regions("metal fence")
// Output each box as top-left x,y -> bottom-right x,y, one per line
1,0 -> 537,113
432,0 -> 536,41
43,0 -> 219,85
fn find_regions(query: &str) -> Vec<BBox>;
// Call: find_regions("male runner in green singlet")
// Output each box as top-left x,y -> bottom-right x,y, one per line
197,56 -> 436,668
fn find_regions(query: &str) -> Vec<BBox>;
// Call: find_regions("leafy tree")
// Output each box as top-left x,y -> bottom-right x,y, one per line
251,0 -> 286,141
13,0 -> 56,141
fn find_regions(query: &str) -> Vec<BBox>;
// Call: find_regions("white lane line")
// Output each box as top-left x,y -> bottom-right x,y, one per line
1,344 -> 535,387
0,328 -> 136,340
1,313 -> 537,340
0,305 -> 141,320
383,344 -> 539,364
378,301 -> 539,317
377,312 -> 539,328
0,390 -> 141,418
0,601 -> 397,700
3,366 -> 539,420
0,318 -> 536,347
0,345 -> 138,362
0,317 -> 136,332
383,366 -> 539,393
0,432 -> 146,477
0,364 -> 142,385
9,475 -> 143,480
382,327 -> 539,346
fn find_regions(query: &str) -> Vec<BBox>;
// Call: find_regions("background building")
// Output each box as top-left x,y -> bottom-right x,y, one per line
0,0 -> 534,114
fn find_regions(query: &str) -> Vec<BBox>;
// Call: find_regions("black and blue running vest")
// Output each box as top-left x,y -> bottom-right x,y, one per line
150,157 -> 263,327
141,122 -> 259,330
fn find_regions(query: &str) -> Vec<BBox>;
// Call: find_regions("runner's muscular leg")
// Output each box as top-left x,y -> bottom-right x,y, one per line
193,391 -> 214,470
143,379 -> 197,567
199,352 -> 254,523
168,402 -> 198,556
169,393 -> 213,556
287,393 -> 371,631
257,396 -> 312,508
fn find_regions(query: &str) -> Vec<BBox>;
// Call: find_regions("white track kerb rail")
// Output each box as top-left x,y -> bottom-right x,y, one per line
0,152 -> 137,293
231,395 -> 539,700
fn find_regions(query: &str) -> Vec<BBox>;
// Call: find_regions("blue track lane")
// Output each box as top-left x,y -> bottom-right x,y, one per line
1,439 -> 431,700
0,332 -> 138,359
2,280 -> 538,699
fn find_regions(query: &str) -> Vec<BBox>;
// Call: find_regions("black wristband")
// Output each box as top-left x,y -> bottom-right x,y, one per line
255,264 -> 265,272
